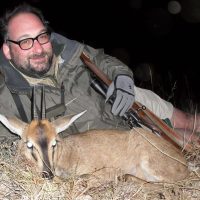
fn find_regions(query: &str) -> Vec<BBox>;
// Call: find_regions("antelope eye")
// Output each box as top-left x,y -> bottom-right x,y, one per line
52,140 -> 57,147
27,141 -> 33,149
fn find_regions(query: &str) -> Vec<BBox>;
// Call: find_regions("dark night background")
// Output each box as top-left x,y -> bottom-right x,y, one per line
1,0 -> 200,113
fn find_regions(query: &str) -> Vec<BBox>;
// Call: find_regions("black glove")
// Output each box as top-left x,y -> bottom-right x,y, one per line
106,75 -> 135,116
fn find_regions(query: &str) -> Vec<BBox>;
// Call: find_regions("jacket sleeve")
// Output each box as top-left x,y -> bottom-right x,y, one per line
0,73 -> 19,142
51,32 -> 133,81
83,45 -> 133,81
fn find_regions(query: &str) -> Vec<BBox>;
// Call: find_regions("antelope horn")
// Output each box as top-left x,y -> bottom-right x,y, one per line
32,86 -> 38,120
41,85 -> 46,120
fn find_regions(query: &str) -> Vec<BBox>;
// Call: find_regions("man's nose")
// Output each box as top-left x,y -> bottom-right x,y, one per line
32,40 -> 43,53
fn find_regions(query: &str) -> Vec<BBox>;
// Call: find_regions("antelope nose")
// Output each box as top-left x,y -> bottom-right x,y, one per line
42,171 -> 54,180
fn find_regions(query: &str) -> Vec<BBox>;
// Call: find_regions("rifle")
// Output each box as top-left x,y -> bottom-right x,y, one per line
80,52 -> 192,151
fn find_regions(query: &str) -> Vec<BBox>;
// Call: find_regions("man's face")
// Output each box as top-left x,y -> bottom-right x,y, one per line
3,12 -> 53,76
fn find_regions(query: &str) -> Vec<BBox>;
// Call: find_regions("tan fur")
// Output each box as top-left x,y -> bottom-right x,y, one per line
18,120 -> 56,175
19,122 -> 188,182
0,114 -> 189,182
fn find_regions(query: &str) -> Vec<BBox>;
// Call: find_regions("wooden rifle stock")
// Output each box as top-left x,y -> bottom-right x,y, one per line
80,52 -> 192,151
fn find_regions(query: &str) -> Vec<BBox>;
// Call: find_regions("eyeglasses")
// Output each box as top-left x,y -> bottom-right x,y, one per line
6,32 -> 51,50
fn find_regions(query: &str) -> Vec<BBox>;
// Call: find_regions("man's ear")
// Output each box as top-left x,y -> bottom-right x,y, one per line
2,43 -> 11,60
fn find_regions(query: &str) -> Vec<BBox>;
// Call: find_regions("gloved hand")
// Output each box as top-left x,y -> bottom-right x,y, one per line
106,75 -> 135,116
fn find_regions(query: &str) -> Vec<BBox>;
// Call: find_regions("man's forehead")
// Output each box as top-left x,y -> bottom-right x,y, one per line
8,12 -> 45,39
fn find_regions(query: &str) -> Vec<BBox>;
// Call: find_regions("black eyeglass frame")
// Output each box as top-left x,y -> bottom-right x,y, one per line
6,31 -> 51,50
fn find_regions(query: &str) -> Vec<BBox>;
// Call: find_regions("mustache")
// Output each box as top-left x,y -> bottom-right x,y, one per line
29,53 -> 47,59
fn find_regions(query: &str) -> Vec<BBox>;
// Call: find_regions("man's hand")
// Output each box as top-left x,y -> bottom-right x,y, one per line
106,75 -> 135,116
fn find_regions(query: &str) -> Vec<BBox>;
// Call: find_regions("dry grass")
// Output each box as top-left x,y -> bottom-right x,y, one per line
0,140 -> 200,200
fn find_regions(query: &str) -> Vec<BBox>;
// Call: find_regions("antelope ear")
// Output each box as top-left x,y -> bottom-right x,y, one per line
52,110 -> 87,134
0,114 -> 27,137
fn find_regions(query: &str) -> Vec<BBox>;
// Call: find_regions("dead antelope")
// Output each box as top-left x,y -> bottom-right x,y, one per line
0,110 -> 189,183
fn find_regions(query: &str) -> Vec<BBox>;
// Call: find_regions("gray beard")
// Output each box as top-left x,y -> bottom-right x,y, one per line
10,58 -> 53,78
16,64 -> 51,78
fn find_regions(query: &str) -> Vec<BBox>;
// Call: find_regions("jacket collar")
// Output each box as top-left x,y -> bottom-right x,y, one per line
0,49 -> 31,94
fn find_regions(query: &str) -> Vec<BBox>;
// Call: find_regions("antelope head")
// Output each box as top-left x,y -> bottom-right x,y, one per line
0,110 -> 86,179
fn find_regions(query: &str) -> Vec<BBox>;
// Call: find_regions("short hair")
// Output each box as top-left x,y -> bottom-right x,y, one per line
0,3 -> 49,42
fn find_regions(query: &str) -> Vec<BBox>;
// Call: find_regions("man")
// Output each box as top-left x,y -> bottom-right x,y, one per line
0,3 -> 199,143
